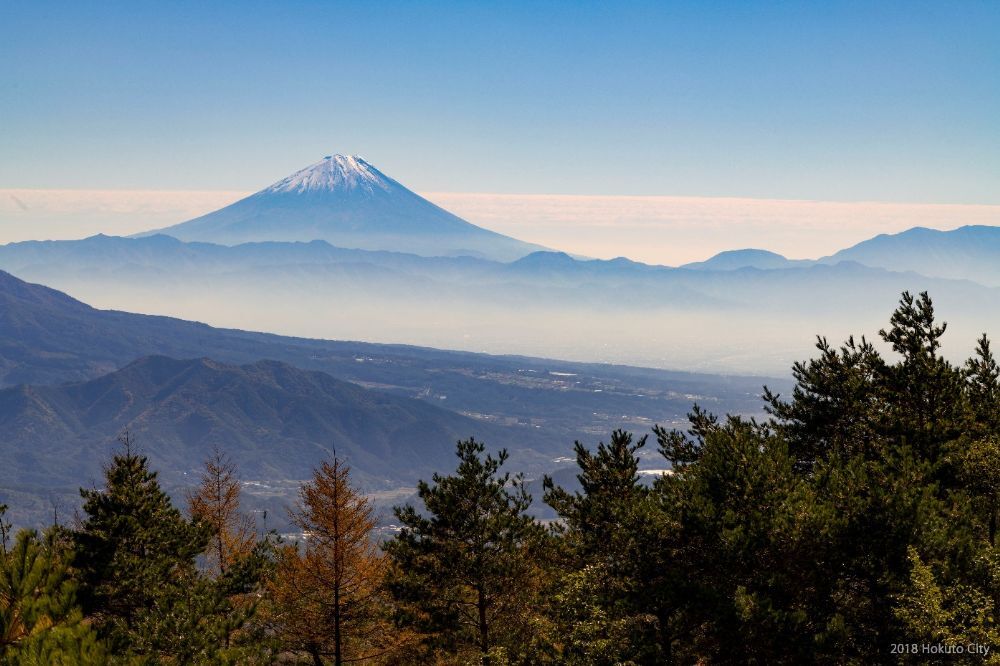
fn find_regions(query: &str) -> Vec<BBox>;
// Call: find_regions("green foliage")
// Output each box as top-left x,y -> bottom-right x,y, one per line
965,334 -> 1000,436
762,334 -> 885,467
0,529 -> 105,664
534,291 -> 1000,662
386,438 -> 545,664
543,430 -> 666,664
8,288 -> 1000,663
545,430 -> 649,556
648,291 -> 1000,662
72,433 -> 268,663
893,546 -> 1000,665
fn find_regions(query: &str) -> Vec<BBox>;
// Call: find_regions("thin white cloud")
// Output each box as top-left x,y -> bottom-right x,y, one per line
2,189 -> 998,264
424,193 -> 1000,264
0,189 -> 247,242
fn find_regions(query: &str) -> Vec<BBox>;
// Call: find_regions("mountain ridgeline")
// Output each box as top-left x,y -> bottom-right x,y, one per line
3,231 -> 1000,374
685,225 -> 1000,285
0,269 -> 771,528
0,354 -> 495,493
2,153 -> 1000,661
821,225 -> 1000,285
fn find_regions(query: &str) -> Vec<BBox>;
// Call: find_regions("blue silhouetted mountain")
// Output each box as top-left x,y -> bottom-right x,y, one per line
0,354 -> 497,491
819,226 -> 1000,286
141,155 -> 547,261
682,249 -> 811,271
6,229 -> 1000,376
0,266 -> 767,450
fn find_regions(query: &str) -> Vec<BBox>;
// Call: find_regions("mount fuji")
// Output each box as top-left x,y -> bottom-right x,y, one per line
142,155 -> 547,261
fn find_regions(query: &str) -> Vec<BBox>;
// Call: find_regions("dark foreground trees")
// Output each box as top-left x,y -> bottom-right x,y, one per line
3,290 -> 999,663
0,526 -> 105,664
483,289 -> 1000,663
541,290 -> 1000,664
72,434 -> 273,663
385,438 -> 547,664
543,429 -> 672,663
73,434 -> 216,659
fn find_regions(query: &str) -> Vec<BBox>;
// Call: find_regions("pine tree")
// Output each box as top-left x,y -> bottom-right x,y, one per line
543,430 -> 666,663
386,438 -> 544,664
677,291 -> 994,660
270,456 -> 396,665
894,546 -> 1000,654
965,334 -> 1000,436
545,430 -> 648,557
73,432 -> 234,660
879,290 -> 967,460
762,334 -> 886,469
1,529 -> 105,664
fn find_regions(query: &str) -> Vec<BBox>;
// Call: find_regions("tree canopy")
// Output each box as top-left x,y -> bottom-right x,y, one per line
4,290 -> 1000,663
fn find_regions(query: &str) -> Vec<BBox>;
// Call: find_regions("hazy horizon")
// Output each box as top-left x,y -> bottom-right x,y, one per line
4,186 -> 1000,265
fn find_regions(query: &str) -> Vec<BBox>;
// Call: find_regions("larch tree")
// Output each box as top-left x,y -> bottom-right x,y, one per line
270,456 -> 395,666
188,449 -> 257,577
187,449 -> 273,658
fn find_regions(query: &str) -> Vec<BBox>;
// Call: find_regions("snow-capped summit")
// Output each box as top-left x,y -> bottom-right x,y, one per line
140,155 -> 547,261
265,155 -> 395,195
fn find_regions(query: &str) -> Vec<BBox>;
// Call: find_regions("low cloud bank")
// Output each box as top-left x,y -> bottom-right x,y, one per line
2,189 -> 999,265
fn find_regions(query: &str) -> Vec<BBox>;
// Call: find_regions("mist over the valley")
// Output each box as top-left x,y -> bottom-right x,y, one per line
4,233 -> 999,375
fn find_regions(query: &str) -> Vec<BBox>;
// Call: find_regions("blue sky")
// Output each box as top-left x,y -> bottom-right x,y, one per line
2,1 -> 998,202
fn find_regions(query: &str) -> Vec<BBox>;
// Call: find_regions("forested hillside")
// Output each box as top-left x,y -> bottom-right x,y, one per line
0,269 -> 770,529
3,291 -> 999,663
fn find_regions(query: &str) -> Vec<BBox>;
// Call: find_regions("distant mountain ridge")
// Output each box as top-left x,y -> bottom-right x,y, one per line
6,228 -> 1000,374
817,225 -> 1000,286
0,354 -> 488,490
142,155 -> 547,261
682,225 -> 1000,285
0,265 -> 766,451
0,268 -> 775,528
682,249 -> 811,271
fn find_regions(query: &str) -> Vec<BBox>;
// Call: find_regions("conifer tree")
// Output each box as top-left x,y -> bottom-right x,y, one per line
762,334 -> 886,468
894,546 -> 1000,652
544,430 -> 669,663
545,430 -> 648,557
879,291 -> 967,460
1,529 -> 105,664
270,456 -> 396,665
705,291 -> 993,659
188,449 -> 257,577
965,334 -> 1000,436
662,419 -> 832,662
73,432 -> 239,660
188,449 -> 275,659
386,438 -> 544,664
